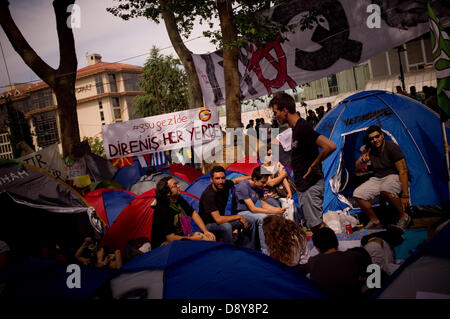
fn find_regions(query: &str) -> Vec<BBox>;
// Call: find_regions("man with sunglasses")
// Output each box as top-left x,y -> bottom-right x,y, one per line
354,125 -> 411,230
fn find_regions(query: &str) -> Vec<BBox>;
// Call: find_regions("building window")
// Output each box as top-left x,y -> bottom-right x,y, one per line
108,73 -> 117,92
32,111 -> 59,148
98,100 -> 103,109
113,108 -> 122,120
123,73 -> 142,91
95,74 -> 104,94
327,74 -> 338,95
30,88 -> 53,110
100,111 -> 105,121
112,97 -> 121,120
13,99 -> 32,114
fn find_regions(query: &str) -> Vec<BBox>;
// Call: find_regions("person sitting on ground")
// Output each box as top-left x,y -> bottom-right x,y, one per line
74,237 -> 99,267
361,227 -> 404,279
151,176 -> 216,249
260,145 -> 301,224
198,166 -> 251,245
354,125 -> 411,230
262,215 -> 310,266
299,227 -> 371,298
96,246 -> 122,270
231,166 -> 287,254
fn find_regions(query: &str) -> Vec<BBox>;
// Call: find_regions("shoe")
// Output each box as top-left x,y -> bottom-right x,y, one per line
365,220 -> 383,230
395,215 -> 411,230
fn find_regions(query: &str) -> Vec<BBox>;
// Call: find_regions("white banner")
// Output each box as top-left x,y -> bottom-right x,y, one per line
192,0 -> 450,107
102,106 -> 221,159
18,144 -> 66,179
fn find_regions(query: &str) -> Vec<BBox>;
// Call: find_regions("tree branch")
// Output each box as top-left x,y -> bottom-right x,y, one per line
0,0 -> 56,85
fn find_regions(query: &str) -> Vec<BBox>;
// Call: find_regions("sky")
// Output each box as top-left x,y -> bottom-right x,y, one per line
0,0 -> 217,92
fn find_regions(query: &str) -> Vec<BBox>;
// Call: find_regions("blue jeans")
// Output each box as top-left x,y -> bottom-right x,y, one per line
298,178 -> 324,229
206,220 -> 244,244
237,211 -> 268,255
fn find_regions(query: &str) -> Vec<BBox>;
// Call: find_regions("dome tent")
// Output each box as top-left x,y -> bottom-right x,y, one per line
315,90 -> 450,215
0,160 -> 104,262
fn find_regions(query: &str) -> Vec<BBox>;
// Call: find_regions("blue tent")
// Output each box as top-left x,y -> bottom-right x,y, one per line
185,170 -> 246,199
316,90 -> 450,215
110,240 -> 327,299
0,259 -> 111,299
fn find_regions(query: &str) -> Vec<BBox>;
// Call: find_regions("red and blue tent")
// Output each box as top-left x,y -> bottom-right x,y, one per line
85,189 -> 137,228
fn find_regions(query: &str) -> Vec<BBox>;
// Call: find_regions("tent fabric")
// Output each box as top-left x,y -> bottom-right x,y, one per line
113,240 -> 328,299
113,155 -> 167,190
0,162 -> 104,261
315,90 -> 450,214
84,189 -> 137,228
0,258 -> 111,299
129,172 -> 189,195
225,156 -> 260,176
100,189 -> 156,254
375,223 -> 450,299
160,163 -> 203,184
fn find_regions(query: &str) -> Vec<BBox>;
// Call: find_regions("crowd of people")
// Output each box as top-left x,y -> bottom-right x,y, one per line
0,86 -> 443,298
145,92 -> 424,298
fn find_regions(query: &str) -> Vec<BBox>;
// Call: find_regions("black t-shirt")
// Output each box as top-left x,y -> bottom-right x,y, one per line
303,250 -> 369,298
151,196 -> 194,249
291,118 -> 322,192
199,180 -> 234,225
369,140 -> 405,178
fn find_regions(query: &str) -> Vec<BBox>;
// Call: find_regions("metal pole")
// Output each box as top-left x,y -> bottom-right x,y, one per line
397,46 -> 406,93
441,121 -> 450,199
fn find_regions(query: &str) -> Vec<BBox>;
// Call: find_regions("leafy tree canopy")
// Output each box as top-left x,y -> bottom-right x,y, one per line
107,0 -> 315,49
134,46 -> 189,117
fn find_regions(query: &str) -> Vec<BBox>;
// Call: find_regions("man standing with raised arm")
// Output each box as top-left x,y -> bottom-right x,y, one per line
270,93 -> 336,233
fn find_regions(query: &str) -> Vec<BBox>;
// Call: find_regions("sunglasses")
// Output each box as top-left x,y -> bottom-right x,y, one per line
369,134 -> 381,141
170,181 -> 180,189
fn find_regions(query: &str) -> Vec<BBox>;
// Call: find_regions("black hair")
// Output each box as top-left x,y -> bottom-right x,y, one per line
156,176 -> 173,204
269,92 -> 296,114
210,165 -> 226,178
312,227 -> 339,253
251,166 -> 269,181
365,125 -> 382,140
145,166 -> 157,176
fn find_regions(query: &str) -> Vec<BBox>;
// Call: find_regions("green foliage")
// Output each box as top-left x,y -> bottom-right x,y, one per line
107,0 -> 320,51
3,99 -> 34,158
134,46 -> 189,117
82,136 -> 105,157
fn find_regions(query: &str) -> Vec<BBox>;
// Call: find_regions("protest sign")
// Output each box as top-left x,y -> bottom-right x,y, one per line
102,106 -> 221,159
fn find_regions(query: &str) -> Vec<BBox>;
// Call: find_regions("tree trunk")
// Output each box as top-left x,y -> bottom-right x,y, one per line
217,0 -> 241,129
160,0 -> 204,109
0,0 -> 79,158
54,84 -> 80,158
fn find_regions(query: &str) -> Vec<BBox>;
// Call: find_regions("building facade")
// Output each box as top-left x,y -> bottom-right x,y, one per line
0,132 -> 13,159
0,54 -> 143,154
